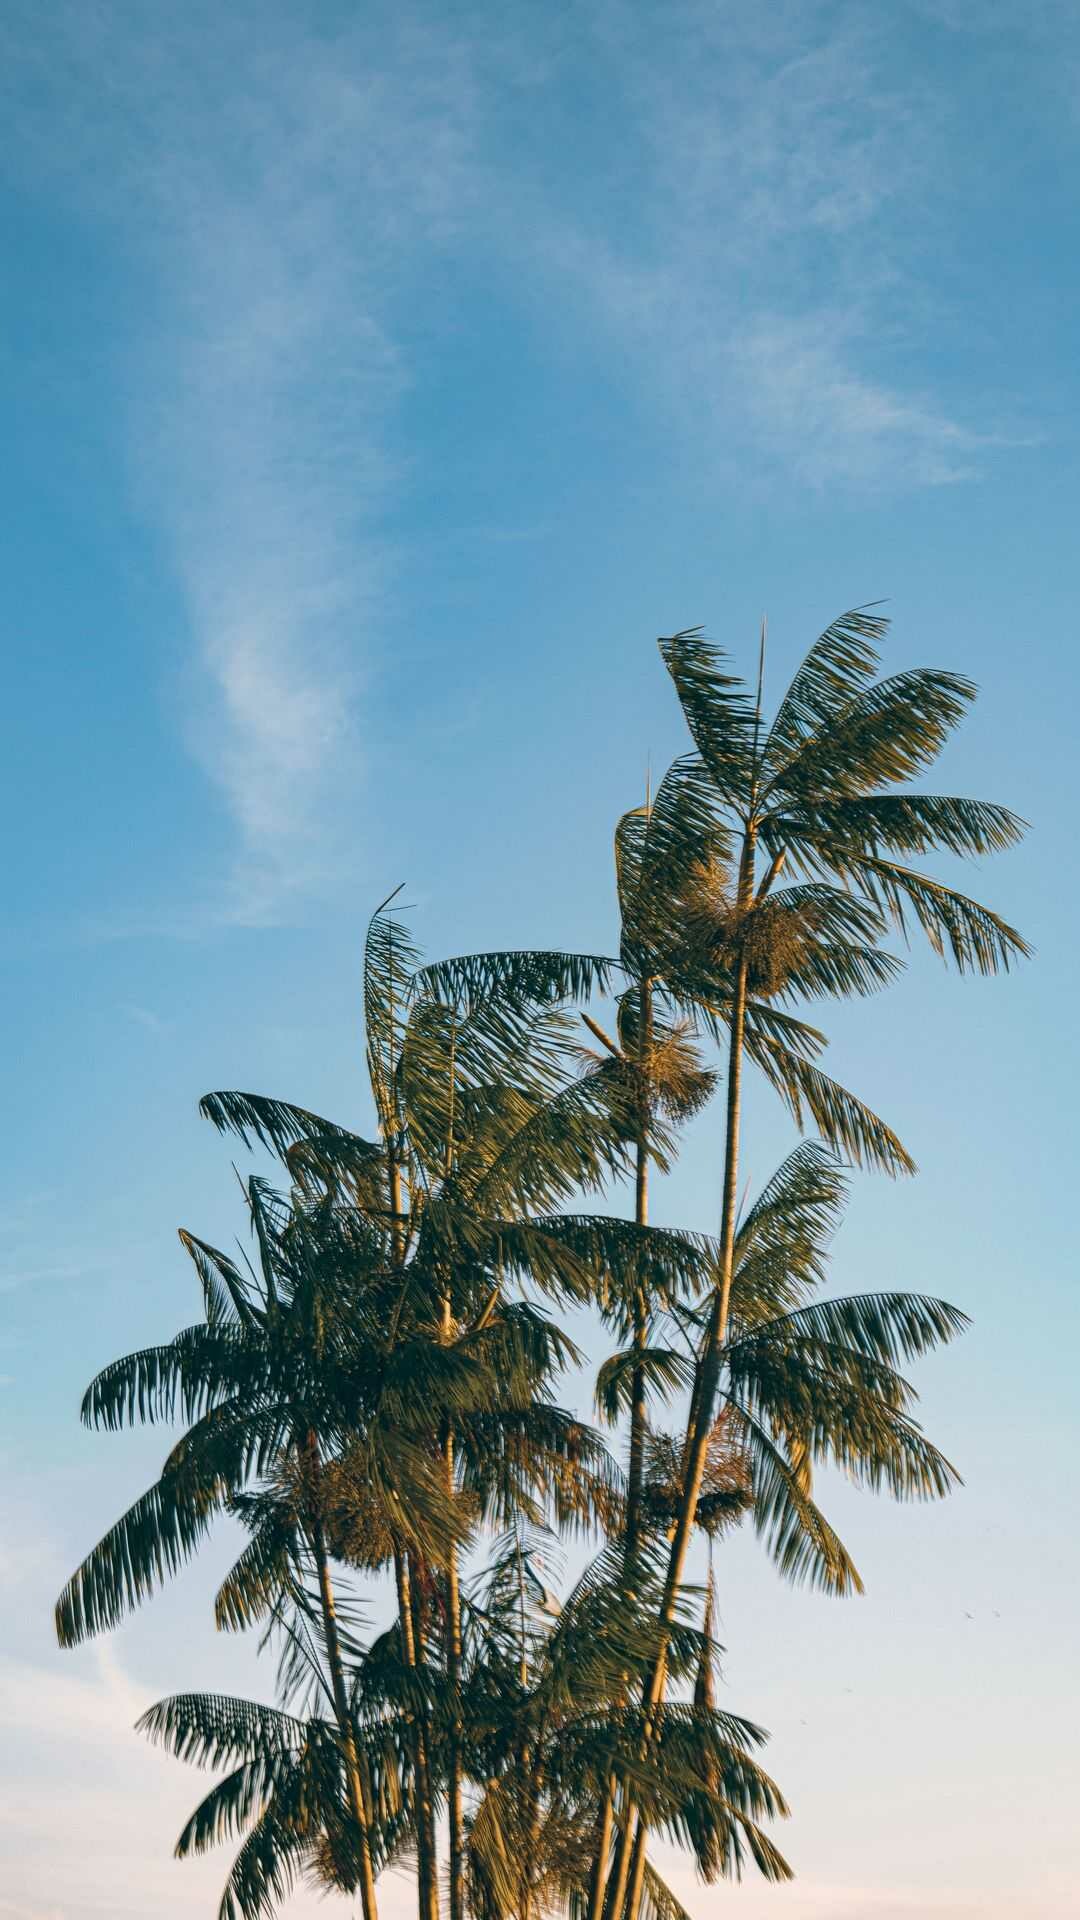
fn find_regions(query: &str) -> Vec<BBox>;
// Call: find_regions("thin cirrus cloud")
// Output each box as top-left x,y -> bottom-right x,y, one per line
5,3 -> 479,930
518,5 -> 1003,492
92,9 -> 476,927
4,1 -> 1041,929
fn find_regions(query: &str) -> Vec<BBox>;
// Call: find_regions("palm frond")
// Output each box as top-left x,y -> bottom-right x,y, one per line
180,1231 -> 259,1329
215,1505 -> 301,1632
214,1786 -> 310,1919
738,1291 -> 970,1371
770,791 -> 1027,860
728,1402 -> 864,1595
595,1344 -> 694,1422
414,948 -> 619,1015
638,1857 -> 695,1920
658,630 -> 758,806
79,1324 -> 240,1430
829,852 -> 1030,975
761,605 -> 888,778
138,1691 -> 306,1769
55,1458 -> 228,1644
742,1026 -> 914,1175
199,1091 -> 376,1166
765,667 -> 976,802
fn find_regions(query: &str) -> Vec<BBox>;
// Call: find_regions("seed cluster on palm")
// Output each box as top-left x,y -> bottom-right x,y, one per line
56,608 -> 1027,1920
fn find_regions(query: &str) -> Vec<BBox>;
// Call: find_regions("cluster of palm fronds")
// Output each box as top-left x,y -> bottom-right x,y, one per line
56,609 -> 1027,1920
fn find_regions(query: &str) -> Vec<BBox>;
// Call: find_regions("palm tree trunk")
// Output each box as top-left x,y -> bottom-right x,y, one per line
388,1155 -> 407,1269
521,1709 -> 549,1920
626,979 -> 652,1551
308,1487 -> 379,1920
588,984 -> 651,1920
395,1546 -> 440,1920
600,838 -> 756,1918
443,1423 -> 465,1920
410,1555 -> 442,1920
601,1804 -> 637,1920
622,1824 -> 648,1920
386,1120 -> 439,1920
649,919 -> 752,1673
586,1784 -> 616,1920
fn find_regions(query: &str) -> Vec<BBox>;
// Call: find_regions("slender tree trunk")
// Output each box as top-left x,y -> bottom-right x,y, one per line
389,1156 -> 406,1269
445,1529 -> 465,1920
410,1556 -> 442,1920
625,979 -> 652,1552
386,1109 -> 439,1920
395,1546 -> 440,1920
646,912 -> 752,1687
601,836 -> 756,1920
586,1783 -> 616,1920
623,1824 -> 648,1920
601,1803 -> 637,1920
588,984 -> 651,1920
443,1405 -> 465,1920
307,1454 -> 379,1920
521,1709 -> 549,1920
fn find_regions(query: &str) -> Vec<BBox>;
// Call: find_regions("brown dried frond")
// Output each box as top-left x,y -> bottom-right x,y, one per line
318,1458 -> 398,1570
647,1019 -> 719,1122
679,857 -> 808,999
644,1412 -> 752,1538
310,1821 -> 365,1893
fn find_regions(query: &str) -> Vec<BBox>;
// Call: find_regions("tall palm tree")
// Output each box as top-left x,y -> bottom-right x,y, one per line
595,606 -> 1027,1918
137,1592 -> 424,1920
55,1176 -> 463,1920
59,892 -> 719,1920
598,1141 -> 969,1920
415,650 -> 943,1920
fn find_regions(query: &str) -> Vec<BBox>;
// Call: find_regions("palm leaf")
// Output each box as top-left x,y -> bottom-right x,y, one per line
765,667 -> 976,802
199,1091 -> 376,1165
414,948 -> 619,1016
364,890 -> 422,1136
728,1403 -> 864,1595
56,1459 -> 228,1644
761,605 -> 888,778
742,1025 -> 915,1175
138,1691 -> 306,1769
658,630 -> 758,807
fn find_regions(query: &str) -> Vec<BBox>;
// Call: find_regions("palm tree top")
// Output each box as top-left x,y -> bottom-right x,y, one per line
658,606 -> 1029,976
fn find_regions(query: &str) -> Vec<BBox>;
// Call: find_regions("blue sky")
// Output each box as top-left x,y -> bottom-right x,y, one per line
1,1 -> 1077,1914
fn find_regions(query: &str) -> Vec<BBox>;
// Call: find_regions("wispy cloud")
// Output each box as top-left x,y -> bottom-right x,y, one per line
1,0 -> 1045,933
120,13 -> 480,924
499,3 -> 1033,491
121,1002 -> 166,1032
4,3 -> 478,928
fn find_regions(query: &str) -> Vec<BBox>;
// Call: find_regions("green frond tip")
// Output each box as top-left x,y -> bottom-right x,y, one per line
743,1027 -> 916,1177
199,1090 -> 371,1161
414,948 -> 620,1014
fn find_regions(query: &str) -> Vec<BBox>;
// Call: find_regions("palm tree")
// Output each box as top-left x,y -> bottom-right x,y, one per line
460,1531 -> 791,1920
55,1176 -> 464,1920
59,892 -> 720,1920
137,1600 -> 423,1920
415,658 -> 945,1920
595,606 -> 1027,1918
598,1141 -> 969,1920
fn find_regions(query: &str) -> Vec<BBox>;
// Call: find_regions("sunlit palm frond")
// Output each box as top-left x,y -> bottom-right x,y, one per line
658,629 -> 758,806
760,605 -> 888,779
742,1023 -> 915,1175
